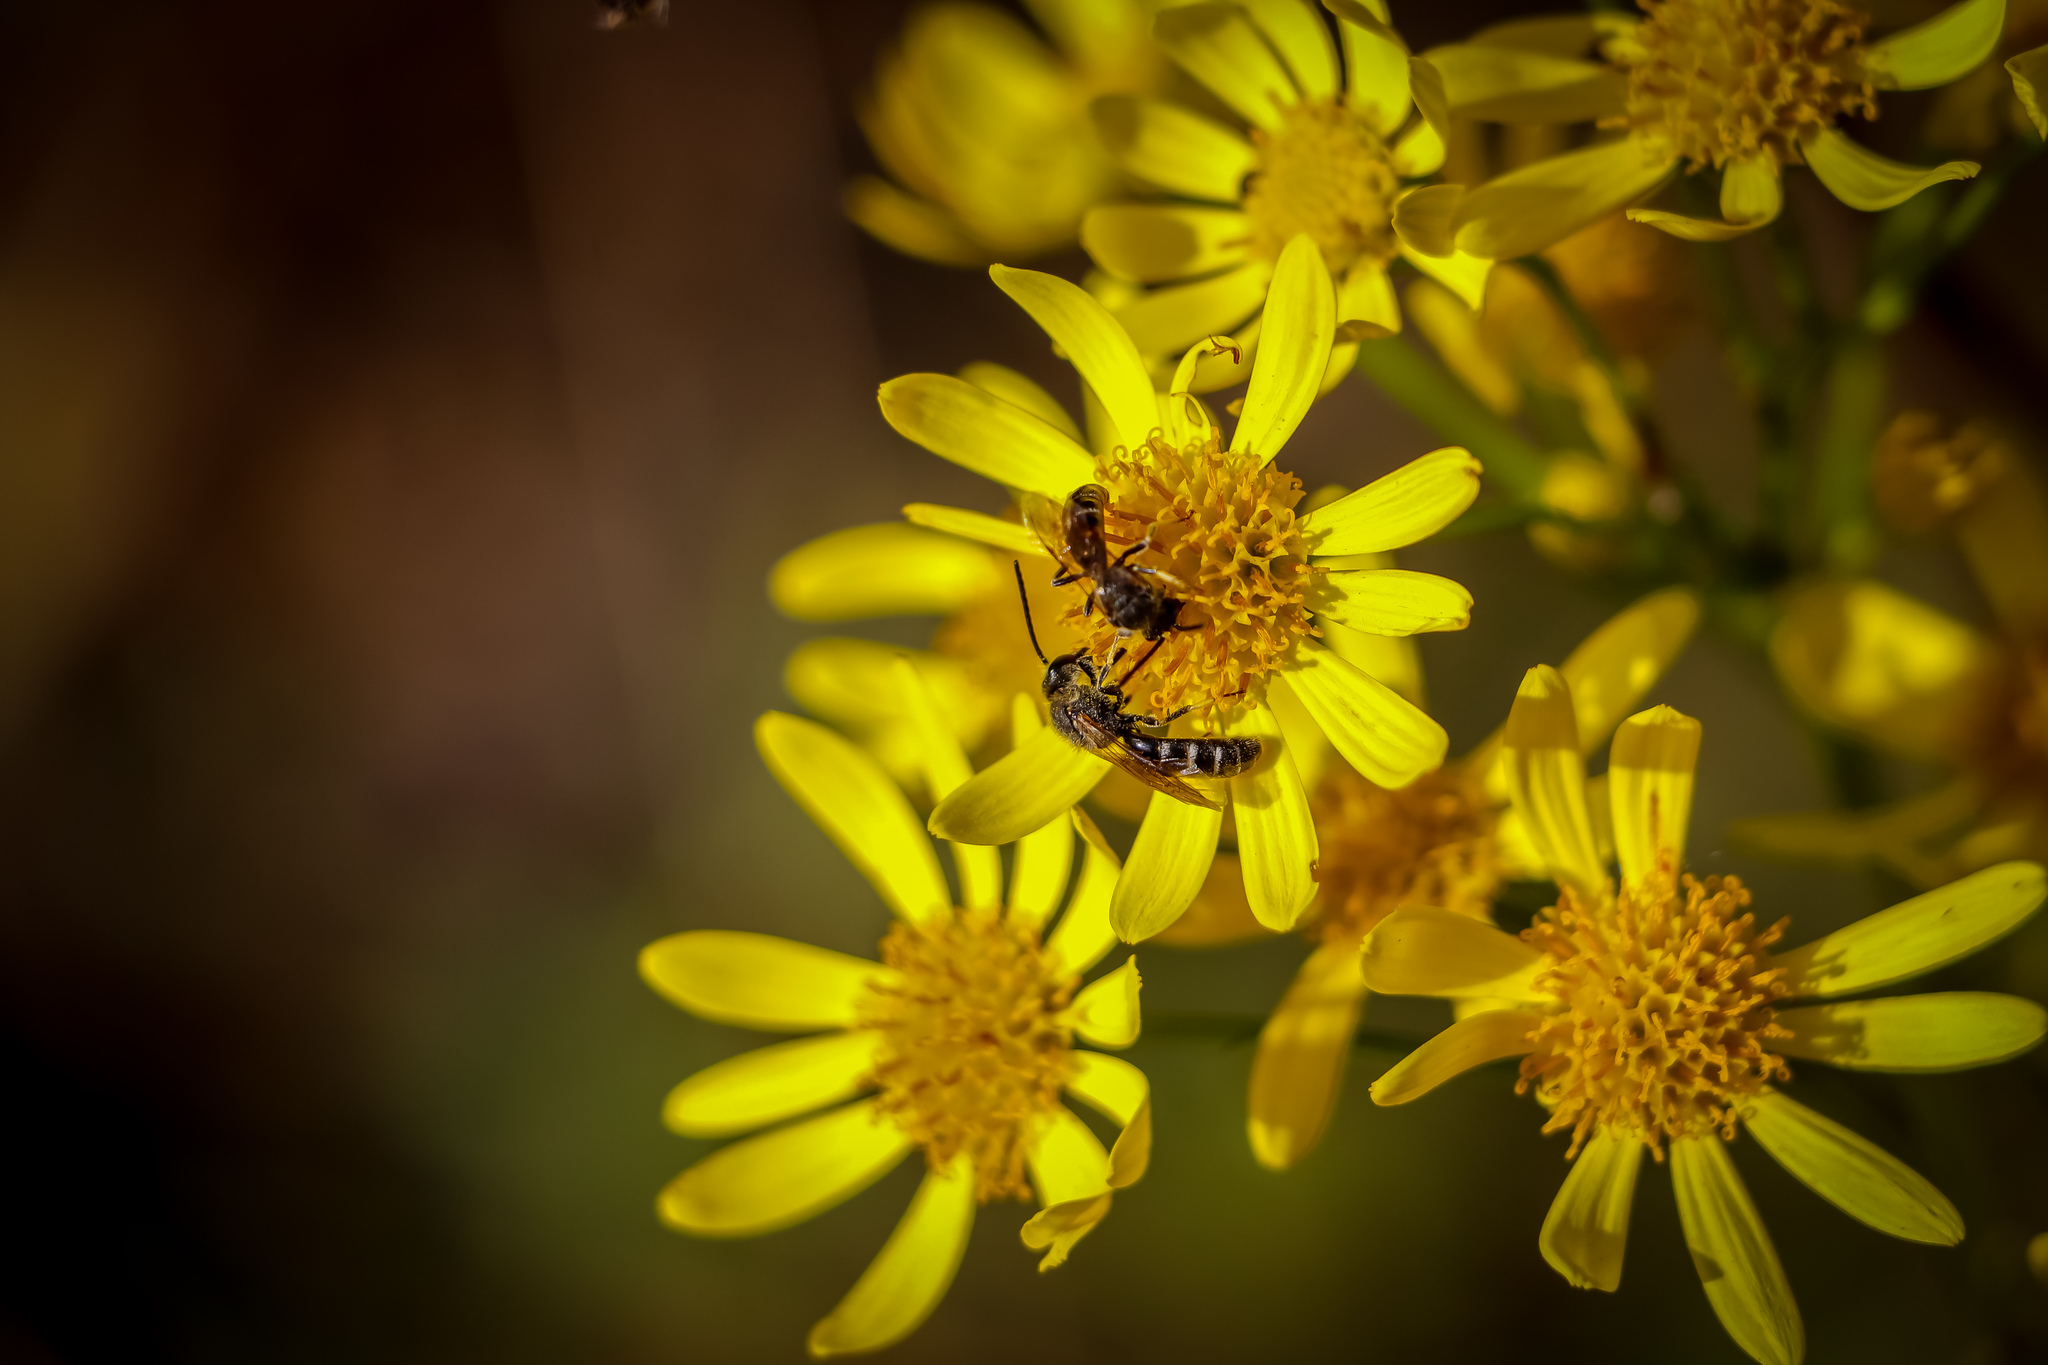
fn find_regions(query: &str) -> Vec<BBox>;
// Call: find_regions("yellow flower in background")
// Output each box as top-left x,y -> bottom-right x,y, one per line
1167,587 -> 1696,1171
1361,666 -> 2047,1365
1424,0 -> 2004,258
846,0 -> 1172,265
881,235 -> 1481,945
1081,0 -> 1489,393
1922,0 -> 2048,146
1738,420 -> 2048,886
641,696 -> 1149,1358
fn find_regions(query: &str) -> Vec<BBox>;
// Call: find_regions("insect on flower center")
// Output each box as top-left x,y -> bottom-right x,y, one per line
1065,433 -> 1315,721
859,910 -> 1077,1202
1242,98 -> 1401,274
1517,871 -> 1792,1158
1610,0 -> 1877,169
1309,768 -> 1501,943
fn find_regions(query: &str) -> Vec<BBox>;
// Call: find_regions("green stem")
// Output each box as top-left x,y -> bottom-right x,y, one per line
1351,335 -> 1549,500
1141,1010 -> 1424,1052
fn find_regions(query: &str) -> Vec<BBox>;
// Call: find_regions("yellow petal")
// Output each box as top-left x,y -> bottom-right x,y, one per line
1559,587 -> 1701,752
771,523 -> 1004,622
878,373 -> 1096,498
1314,568 -> 1473,636
1238,0 -> 1339,99
1019,1190 -> 1114,1272
958,360 -> 1082,441
1454,136 -> 1676,261
1743,1090 -> 1962,1245
1333,2 -> 1412,135
1233,235 -> 1335,464
1316,620 -> 1426,709
1089,94 -> 1256,202
1770,578 -> 1990,762
1627,206 -> 1771,242
1270,669 -> 1336,789
900,502 -> 1044,558
1502,666 -> 1606,897
1608,705 -> 1701,886
1300,447 -> 1482,554
1231,703 -> 1319,931
1776,861 -> 2046,996
1115,261 -> 1271,355
1081,205 -> 1253,285
1008,703 -> 1077,931
1721,155 -> 1783,225
1247,940 -> 1368,1168
990,264 -> 1158,452
1776,992 -> 2048,1072
892,659 -> 1003,910
783,639 -> 986,744
1540,1130 -> 1642,1291
1153,3 -> 1298,131
1283,637 -> 1449,787
757,712 -> 951,924
1426,42 -> 1625,122
1799,126 -> 1978,212
1668,1135 -> 1804,1365
1368,1006 -> 1541,1104
1359,908 -> 1546,1000
1391,55 -> 1451,176
806,1155 -> 976,1358
1336,259 -> 1401,337
2010,44 -> 2048,137
1019,1105 -> 1120,1269
664,1032 -> 884,1138
658,1100 -> 912,1238
1400,243 -> 1493,311
843,176 -> 988,268
1149,852 -> 1273,946
1864,0 -> 2005,90
1047,809 -> 1124,974
928,723 -> 1108,845
1071,957 -> 1143,1047
1392,183 -> 1461,259
1066,1050 -> 1150,1129
1111,791 -> 1224,941
640,931 -> 883,1032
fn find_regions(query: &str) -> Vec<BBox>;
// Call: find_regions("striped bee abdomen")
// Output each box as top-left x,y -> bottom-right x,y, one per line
1125,732 -> 1262,778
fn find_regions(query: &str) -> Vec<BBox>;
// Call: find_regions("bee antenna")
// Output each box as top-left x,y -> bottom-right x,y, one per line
1118,635 -> 1166,690
1013,561 -> 1049,666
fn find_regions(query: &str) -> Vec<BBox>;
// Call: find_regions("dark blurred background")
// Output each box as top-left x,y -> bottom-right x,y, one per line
1,1 -> 2045,1361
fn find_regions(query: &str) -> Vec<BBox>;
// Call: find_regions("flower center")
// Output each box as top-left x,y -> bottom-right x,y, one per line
1063,433 -> 1315,721
1241,98 -> 1400,274
1309,768 -> 1501,942
859,910 -> 1076,1202
1610,0 -> 1877,169
1518,872 -> 1792,1158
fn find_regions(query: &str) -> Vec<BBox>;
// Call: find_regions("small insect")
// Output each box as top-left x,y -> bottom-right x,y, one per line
595,0 -> 668,29
1015,562 -> 1260,810
1022,484 -> 1200,641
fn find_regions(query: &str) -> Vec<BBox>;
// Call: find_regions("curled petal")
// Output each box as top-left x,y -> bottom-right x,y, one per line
807,1155 -> 976,1357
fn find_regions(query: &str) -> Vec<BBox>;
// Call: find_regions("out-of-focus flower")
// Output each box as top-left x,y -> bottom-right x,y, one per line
885,237 -> 1480,943
1080,0 -> 1488,392
1160,588 -> 1698,1170
1739,424 -> 2048,885
641,703 -> 1148,1358
1428,0 -> 2003,257
2011,41 -> 2048,132
1362,667 -> 2047,1365
846,0 -> 1172,265
1922,0 -> 2048,146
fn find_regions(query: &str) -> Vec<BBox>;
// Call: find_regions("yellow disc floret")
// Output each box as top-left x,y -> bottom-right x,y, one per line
860,910 -> 1076,1202
1242,99 -> 1401,273
1309,768 -> 1501,942
1066,433 -> 1316,720
1518,871 -> 1793,1158
1610,0 -> 1878,169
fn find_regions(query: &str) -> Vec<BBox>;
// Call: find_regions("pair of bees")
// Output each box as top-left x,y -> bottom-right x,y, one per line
1018,488 -> 1261,811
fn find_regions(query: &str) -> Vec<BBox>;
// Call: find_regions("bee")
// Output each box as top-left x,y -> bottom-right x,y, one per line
1022,485 -> 1201,641
1014,562 -> 1260,811
595,0 -> 668,28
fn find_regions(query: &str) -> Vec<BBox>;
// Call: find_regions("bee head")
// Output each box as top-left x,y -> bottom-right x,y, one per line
1044,652 -> 1094,695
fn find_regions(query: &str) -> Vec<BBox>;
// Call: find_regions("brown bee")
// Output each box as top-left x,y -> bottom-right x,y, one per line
1014,563 -> 1259,811
595,0 -> 668,29
1022,485 -> 1201,641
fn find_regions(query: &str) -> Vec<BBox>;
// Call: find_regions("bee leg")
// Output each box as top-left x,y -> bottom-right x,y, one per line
1050,570 -> 1082,587
1106,646 -> 1128,670
1136,704 -> 1195,728
1113,536 -> 1153,567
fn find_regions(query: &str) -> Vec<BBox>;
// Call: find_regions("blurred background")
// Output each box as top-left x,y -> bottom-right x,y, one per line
1,0 -> 2046,1361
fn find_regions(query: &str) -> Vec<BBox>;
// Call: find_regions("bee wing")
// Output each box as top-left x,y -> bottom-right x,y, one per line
1070,711 -> 1219,811
1019,492 -> 1071,566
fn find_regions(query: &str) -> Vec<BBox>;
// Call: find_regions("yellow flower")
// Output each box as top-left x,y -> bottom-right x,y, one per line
640,696 -> 1150,1358
1739,438 -> 2048,886
1079,0 -> 1490,391
1922,0 -> 2048,146
884,235 -> 1481,943
1170,587 -> 1700,1169
1361,666 -> 2048,1365
846,0 -> 1169,265
1428,0 -> 2005,256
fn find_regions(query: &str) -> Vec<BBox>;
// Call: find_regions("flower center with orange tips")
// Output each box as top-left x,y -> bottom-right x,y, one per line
1242,99 -> 1401,274
1519,871 -> 1793,1158
1309,768 -> 1501,942
859,911 -> 1076,1202
1611,0 -> 1877,169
